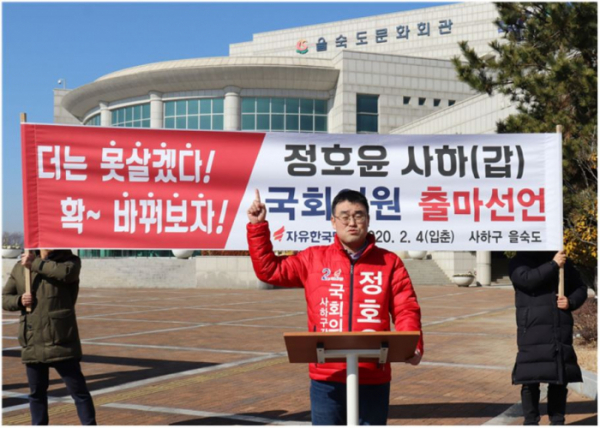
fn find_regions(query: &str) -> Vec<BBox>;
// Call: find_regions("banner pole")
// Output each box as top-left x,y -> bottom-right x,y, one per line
21,113 -> 32,313
556,124 -> 564,298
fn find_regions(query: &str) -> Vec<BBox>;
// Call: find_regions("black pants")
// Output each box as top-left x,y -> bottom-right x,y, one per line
26,358 -> 96,425
521,383 -> 568,425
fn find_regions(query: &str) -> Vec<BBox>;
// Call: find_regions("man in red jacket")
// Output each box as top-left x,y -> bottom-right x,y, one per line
247,189 -> 423,425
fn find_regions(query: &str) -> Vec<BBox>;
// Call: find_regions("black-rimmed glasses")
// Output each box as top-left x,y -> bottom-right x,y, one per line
333,213 -> 367,225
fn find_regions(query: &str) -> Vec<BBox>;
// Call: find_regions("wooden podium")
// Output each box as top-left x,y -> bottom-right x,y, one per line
284,331 -> 420,425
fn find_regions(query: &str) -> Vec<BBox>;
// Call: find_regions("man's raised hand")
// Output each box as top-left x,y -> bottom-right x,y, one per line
247,189 -> 267,224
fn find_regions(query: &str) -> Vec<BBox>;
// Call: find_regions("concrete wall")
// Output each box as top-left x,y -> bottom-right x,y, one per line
3,257 -> 271,290
332,50 -> 476,134
195,256 -> 272,289
430,251 -> 477,278
3,255 -> 456,288
79,258 -> 196,288
3,255 -> 454,289
54,89 -> 81,125
391,92 -> 518,135
2,259 -> 18,283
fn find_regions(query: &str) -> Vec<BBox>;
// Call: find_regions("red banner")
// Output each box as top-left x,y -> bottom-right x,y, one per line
21,124 -> 265,249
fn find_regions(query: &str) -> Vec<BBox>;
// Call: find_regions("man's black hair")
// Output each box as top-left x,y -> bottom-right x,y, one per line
331,190 -> 369,215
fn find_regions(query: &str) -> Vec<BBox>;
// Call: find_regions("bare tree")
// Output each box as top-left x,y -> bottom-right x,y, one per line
2,231 -> 24,248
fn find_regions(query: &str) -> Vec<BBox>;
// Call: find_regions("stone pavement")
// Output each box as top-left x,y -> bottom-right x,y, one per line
2,285 -> 597,425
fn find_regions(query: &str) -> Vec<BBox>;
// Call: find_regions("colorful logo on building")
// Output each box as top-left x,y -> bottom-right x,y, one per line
296,39 -> 308,54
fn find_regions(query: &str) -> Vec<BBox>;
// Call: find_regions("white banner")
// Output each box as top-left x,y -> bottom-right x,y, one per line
228,133 -> 562,251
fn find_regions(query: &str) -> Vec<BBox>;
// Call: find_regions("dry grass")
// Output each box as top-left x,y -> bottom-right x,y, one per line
572,297 -> 597,373
573,297 -> 597,344
574,339 -> 597,373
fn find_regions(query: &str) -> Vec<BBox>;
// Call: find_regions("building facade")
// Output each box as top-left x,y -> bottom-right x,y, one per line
55,2 -> 516,285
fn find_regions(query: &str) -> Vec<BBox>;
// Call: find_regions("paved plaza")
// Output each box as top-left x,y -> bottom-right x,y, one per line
2,285 -> 597,425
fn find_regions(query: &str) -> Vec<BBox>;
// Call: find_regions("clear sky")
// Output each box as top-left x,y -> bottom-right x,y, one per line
2,1 -> 457,233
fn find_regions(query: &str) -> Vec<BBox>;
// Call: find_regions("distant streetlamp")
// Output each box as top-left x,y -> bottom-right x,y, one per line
57,79 -> 67,89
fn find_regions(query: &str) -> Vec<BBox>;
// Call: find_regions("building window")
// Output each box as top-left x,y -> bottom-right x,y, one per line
241,97 -> 327,133
164,98 -> 224,130
449,100 -> 456,106
403,96 -> 411,105
418,97 -> 426,106
112,104 -> 151,128
84,114 -> 101,126
434,99 -> 441,107
356,94 -> 378,134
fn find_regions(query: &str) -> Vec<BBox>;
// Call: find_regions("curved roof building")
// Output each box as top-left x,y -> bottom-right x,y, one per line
56,2 -> 512,137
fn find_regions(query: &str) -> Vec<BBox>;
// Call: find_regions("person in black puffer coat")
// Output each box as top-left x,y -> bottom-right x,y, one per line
509,250 -> 588,425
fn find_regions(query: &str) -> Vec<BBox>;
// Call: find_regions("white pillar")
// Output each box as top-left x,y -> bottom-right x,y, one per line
346,353 -> 359,426
149,91 -> 163,129
327,89 -> 335,111
476,251 -> 492,286
224,86 -> 241,131
99,101 -> 111,127
327,89 -> 336,133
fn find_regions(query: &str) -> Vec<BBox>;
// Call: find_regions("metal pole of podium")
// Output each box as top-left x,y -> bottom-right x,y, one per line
321,348 -> 382,425
346,353 -> 359,425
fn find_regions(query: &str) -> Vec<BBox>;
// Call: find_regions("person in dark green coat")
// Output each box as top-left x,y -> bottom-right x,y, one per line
3,249 -> 96,425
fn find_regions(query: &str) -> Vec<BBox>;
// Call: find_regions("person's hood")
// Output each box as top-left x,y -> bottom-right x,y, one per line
47,250 -> 75,262
517,251 -> 555,265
